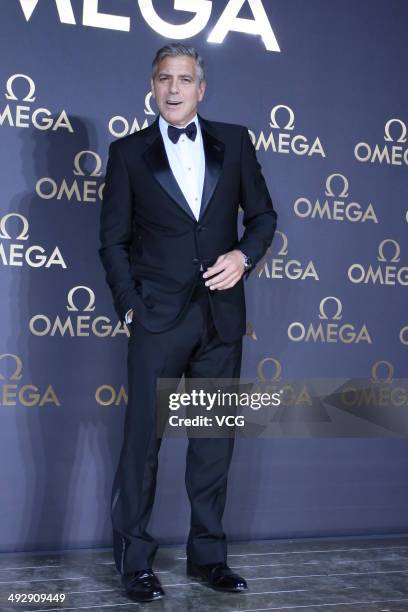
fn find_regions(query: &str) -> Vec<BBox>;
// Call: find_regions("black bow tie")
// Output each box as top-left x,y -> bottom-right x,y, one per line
167,121 -> 197,144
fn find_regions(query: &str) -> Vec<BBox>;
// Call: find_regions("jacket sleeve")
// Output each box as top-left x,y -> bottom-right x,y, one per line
98,141 -> 141,322
236,126 -> 278,279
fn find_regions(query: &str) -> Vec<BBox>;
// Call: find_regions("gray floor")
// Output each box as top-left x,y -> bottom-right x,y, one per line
1,535 -> 408,611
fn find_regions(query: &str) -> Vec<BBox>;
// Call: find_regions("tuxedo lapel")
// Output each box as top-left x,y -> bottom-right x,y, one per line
198,114 -> 225,221
141,113 -> 225,223
142,117 -> 195,221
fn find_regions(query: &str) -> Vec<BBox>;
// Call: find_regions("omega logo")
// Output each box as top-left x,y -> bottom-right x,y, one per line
249,105 -> 325,157
371,361 -> 394,383
288,296 -> 371,344
340,362 -> 408,410
109,91 -> 156,138
0,353 -> 60,407
29,286 -> 129,337
354,118 -> 408,166
256,357 -> 312,408
95,385 -> 128,406
1,74 -> 73,132
18,0 -> 280,51
348,239 -> 408,286
257,231 -> 319,281
36,151 -> 105,203
294,173 -> 378,223
0,213 -> 67,268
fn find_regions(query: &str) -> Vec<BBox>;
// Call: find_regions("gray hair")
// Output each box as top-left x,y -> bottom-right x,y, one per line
152,42 -> 206,84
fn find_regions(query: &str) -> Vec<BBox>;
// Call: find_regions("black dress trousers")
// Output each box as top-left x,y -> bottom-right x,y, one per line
110,277 -> 243,574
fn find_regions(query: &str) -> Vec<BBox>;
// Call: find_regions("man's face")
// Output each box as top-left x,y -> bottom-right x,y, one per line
151,55 -> 206,127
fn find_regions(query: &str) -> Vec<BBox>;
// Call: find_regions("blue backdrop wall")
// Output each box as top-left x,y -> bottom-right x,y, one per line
1,0 -> 407,552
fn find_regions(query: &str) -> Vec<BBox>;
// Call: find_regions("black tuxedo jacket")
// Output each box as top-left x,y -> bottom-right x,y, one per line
99,113 -> 277,343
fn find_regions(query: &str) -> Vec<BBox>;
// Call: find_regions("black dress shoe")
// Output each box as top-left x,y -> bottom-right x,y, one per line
121,568 -> 165,602
187,560 -> 248,592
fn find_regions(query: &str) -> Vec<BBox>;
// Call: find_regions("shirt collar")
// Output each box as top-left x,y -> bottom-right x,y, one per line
159,112 -> 199,140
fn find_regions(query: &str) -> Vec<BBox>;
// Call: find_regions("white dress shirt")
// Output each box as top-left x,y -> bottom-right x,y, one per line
125,113 -> 205,325
159,113 -> 205,221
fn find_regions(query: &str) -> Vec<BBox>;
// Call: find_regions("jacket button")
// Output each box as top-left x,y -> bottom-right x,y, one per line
192,258 -> 200,265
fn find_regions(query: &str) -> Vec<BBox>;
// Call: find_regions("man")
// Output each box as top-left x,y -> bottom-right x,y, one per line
99,42 -> 277,603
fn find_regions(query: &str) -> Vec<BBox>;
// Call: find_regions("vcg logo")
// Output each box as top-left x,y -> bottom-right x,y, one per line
0,353 -> 60,407
36,151 -> 105,203
288,296 -> 371,344
29,286 -> 129,337
109,90 -> 156,138
341,361 -> 408,409
0,213 -> 66,268
249,105 -> 325,158
18,0 -> 279,52
348,239 -> 408,286
354,118 -> 408,167
257,231 -> 319,281
95,383 -> 128,407
0,74 -> 72,132
294,173 -> 378,223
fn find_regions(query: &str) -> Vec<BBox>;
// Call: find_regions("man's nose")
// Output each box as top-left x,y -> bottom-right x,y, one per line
169,79 -> 179,94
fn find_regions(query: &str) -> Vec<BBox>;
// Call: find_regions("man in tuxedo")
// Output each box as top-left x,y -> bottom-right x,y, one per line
99,42 -> 277,602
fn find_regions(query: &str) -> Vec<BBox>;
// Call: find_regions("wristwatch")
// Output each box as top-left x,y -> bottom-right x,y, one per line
241,251 -> 252,269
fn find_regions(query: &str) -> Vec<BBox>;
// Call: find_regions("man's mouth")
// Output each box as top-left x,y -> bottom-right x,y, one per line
166,101 -> 182,107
